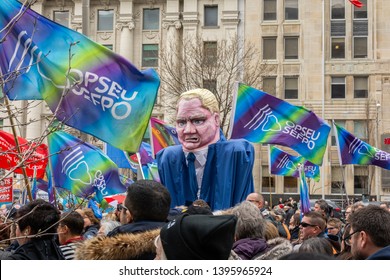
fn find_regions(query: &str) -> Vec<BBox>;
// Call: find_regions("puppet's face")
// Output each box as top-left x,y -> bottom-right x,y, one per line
176,98 -> 220,152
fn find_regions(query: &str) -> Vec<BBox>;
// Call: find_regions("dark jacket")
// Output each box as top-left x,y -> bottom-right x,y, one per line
5,239 -> 64,260
367,245 -> 390,260
290,225 -> 300,241
107,220 -> 166,237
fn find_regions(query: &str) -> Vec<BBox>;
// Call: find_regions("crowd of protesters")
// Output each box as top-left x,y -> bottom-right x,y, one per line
1,179 -> 389,260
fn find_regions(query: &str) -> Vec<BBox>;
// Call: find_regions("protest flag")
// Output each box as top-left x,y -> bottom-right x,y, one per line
269,145 -> 305,177
48,131 -> 127,202
229,83 -> 330,165
269,146 -> 321,182
333,121 -> 390,170
0,0 -> 160,153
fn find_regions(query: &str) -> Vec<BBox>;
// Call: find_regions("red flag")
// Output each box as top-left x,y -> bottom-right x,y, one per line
349,0 -> 363,8
0,130 -> 48,178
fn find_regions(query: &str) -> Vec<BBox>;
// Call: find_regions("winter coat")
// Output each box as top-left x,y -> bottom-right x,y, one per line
5,239 -> 65,260
232,238 -> 269,260
107,220 -> 166,237
75,229 -> 160,260
254,237 -> 293,260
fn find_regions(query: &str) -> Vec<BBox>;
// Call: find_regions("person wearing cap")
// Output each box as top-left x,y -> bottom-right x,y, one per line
157,88 -> 255,211
155,214 -> 237,260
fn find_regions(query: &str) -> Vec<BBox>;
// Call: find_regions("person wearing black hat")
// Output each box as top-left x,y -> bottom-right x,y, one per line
156,214 -> 237,260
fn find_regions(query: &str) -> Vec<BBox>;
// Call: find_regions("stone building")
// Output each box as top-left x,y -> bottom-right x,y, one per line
1,0 -> 390,203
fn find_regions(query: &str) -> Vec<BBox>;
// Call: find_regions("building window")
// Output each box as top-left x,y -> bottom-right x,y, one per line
263,37 -> 277,60
143,8 -> 160,30
98,10 -> 114,31
142,44 -> 159,67
354,0 -> 367,19
285,37 -> 298,59
331,0 -> 345,19
354,37 -> 367,58
330,0 -> 345,60
203,79 -> 217,93
203,41 -> 217,65
204,5 -> 218,27
352,0 -> 367,59
354,166 -> 368,195
262,77 -> 277,96
284,77 -> 298,99
103,44 -> 113,50
284,177 -> 298,193
332,120 -> 346,146
354,120 -> 368,143
53,11 -> 69,27
262,166 -> 275,193
331,77 -> 345,98
285,0 -> 298,20
354,76 -> 368,98
264,0 -> 277,21
331,166 -> 344,194
331,37 -> 345,59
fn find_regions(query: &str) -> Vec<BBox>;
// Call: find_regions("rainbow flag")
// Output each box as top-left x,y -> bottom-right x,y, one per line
299,166 -> 311,215
48,131 -> 127,202
229,83 -> 330,165
150,117 -> 180,156
0,0 -> 159,153
333,121 -> 390,170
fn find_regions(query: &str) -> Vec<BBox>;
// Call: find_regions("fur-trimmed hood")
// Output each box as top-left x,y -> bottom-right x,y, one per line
75,229 -> 160,260
253,237 -> 293,260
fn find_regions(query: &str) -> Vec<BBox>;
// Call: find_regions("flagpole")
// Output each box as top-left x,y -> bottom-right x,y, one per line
340,165 -> 350,206
136,152 -> 145,179
321,0 -> 326,200
267,145 -> 272,208
333,120 -> 350,207
3,95 -> 33,201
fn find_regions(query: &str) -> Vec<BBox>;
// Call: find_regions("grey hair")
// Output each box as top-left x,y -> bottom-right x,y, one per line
231,201 -> 266,240
99,220 -> 121,236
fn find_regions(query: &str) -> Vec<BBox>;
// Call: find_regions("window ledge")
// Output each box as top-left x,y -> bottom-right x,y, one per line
203,26 -> 220,29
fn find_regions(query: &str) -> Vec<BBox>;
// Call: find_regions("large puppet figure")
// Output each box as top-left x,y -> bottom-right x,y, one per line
157,89 -> 254,211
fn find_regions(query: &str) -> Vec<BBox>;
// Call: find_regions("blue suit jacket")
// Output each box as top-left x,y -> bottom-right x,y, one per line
157,135 -> 254,211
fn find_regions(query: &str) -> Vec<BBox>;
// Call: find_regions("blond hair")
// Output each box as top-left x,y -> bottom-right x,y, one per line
177,88 -> 220,114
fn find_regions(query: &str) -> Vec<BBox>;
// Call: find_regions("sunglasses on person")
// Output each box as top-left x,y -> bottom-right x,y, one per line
300,222 -> 318,228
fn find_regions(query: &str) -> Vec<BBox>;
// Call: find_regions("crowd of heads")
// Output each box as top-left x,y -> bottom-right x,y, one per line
1,183 -> 390,260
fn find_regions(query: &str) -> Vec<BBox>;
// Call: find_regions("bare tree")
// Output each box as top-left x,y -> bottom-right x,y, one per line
158,35 -> 276,135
